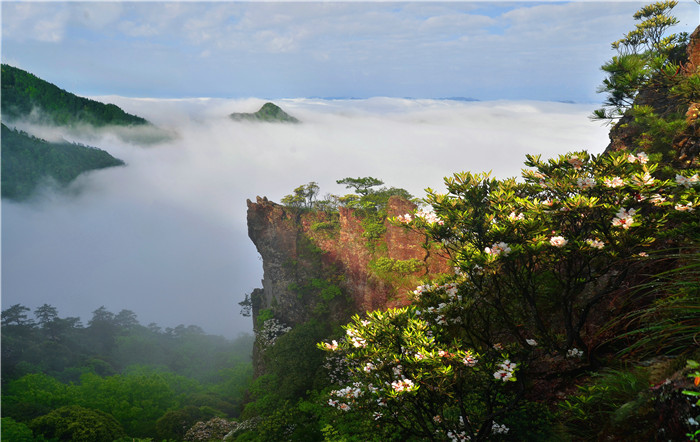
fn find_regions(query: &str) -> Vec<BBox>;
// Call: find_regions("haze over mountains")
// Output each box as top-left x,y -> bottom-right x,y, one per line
1,66 -> 610,337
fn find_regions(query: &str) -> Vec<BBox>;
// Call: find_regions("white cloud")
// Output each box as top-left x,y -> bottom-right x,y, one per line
2,98 -> 610,337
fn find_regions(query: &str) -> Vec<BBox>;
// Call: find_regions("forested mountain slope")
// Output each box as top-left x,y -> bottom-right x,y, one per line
1,64 -> 149,127
1,124 -> 125,200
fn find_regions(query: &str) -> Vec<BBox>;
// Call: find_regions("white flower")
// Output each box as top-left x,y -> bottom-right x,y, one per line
568,155 -> 584,169
485,241 -> 511,256
391,378 -> 415,392
462,352 -> 478,366
586,238 -> 605,249
567,348 -> 584,358
322,340 -> 339,351
493,369 -> 513,381
576,177 -> 596,190
550,236 -> 568,247
631,172 -> 655,186
636,152 -> 649,164
526,339 -> 538,346
604,176 -> 625,188
675,202 -> 694,212
351,337 -> 366,348
364,362 -> 375,372
650,194 -> 666,206
500,359 -> 517,371
397,213 -> 412,223
611,207 -> 636,229
492,422 -> 510,434
675,174 -> 700,188
508,211 -> 525,220
415,209 -> 444,225
493,358 -> 517,381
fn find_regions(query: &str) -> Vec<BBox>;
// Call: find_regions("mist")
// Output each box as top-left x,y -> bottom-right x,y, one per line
2,97 -> 611,337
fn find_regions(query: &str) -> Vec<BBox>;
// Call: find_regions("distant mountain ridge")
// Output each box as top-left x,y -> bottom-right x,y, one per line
0,65 -> 143,200
230,102 -> 299,123
1,64 -> 149,127
1,124 -> 125,200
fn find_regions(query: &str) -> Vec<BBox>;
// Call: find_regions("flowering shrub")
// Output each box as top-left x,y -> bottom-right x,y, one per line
256,318 -> 291,348
183,417 -> 236,441
412,150 -> 699,355
319,308 -> 523,441
320,148 -> 698,440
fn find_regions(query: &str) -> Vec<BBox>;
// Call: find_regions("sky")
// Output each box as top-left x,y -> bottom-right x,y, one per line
1,1 -> 699,337
2,1 -> 698,102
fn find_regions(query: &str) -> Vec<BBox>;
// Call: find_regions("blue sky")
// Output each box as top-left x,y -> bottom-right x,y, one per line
3,1 -> 698,102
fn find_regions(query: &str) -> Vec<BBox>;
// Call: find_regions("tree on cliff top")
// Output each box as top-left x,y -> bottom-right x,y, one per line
280,182 -> 320,209
336,177 -> 384,196
593,0 -> 687,122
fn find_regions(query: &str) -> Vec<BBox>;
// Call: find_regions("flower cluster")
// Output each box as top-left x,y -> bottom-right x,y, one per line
446,430 -> 470,441
346,328 -> 367,348
415,208 -> 445,225
462,351 -> 478,366
611,207 -> 636,229
627,152 -> 649,164
508,211 -> 526,221
391,378 -> 416,393
184,417 -> 237,442
550,236 -> 568,247
397,209 -> 444,225
257,318 -> 291,348
492,422 -> 510,435
567,348 -> 584,358
604,176 -> 625,188
675,174 -> 700,188
397,213 -> 412,223
675,202 -> 695,212
485,241 -> 511,256
586,238 -> 605,249
493,359 -> 517,382
568,155 -> 585,169
576,177 -> 596,190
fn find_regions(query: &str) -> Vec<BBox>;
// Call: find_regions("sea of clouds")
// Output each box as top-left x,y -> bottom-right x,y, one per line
2,97 -> 611,337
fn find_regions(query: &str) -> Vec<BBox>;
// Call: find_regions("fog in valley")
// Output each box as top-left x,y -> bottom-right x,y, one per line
2,97 -> 611,337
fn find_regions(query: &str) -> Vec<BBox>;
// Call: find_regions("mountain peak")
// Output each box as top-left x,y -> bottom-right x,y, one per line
230,102 -> 299,123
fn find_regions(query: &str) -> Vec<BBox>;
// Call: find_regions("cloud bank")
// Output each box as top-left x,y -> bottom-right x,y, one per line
2,98 -> 611,337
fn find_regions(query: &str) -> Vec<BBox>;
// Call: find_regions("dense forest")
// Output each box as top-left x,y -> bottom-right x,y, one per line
1,123 -> 125,200
1,64 -> 148,127
1,304 -> 253,441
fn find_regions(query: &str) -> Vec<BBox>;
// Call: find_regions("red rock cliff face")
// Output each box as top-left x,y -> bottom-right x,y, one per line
246,196 -> 450,328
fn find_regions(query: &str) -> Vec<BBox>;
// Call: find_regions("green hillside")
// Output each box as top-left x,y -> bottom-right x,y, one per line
1,64 -> 149,127
1,124 -> 125,200
230,102 -> 300,123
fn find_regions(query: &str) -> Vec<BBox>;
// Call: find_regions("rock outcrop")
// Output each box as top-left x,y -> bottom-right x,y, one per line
247,195 -> 450,322
246,196 -> 451,374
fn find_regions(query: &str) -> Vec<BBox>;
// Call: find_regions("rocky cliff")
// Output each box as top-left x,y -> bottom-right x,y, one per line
246,195 -> 451,374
